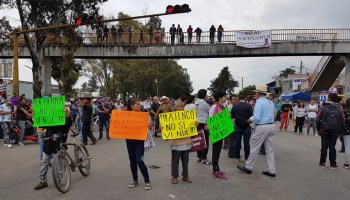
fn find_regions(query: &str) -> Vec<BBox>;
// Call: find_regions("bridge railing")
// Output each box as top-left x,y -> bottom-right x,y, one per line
1,28 -> 350,47
308,56 -> 332,88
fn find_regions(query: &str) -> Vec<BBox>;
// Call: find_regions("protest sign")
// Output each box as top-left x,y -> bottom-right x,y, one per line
159,110 -> 198,140
109,110 -> 149,140
235,30 -> 272,48
207,108 -> 234,143
32,96 -> 66,127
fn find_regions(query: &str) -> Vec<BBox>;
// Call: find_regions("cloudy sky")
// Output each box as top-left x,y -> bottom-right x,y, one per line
1,0 -> 349,93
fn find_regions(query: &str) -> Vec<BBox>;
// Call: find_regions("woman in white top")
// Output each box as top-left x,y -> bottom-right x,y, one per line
306,99 -> 318,135
184,95 -> 196,111
294,101 -> 307,134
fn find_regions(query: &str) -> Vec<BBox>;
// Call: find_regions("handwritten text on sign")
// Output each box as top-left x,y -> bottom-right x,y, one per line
207,108 -> 234,143
109,110 -> 149,140
159,110 -> 198,139
32,96 -> 66,127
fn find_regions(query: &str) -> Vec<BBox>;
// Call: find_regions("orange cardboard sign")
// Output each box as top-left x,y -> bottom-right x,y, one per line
109,110 -> 149,140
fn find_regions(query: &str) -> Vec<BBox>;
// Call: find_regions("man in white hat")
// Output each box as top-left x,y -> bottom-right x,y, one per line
237,85 -> 276,177
156,96 -> 174,118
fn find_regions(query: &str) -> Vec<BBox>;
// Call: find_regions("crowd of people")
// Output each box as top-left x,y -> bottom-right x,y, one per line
2,86 -> 350,191
77,24 -> 226,45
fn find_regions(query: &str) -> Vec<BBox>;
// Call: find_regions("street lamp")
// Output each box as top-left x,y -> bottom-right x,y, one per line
237,76 -> 243,90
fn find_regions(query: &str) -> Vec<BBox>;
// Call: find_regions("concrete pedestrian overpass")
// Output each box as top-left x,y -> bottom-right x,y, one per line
1,28 -> 350,96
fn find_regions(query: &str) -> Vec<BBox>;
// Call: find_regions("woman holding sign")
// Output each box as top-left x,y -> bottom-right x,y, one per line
126,98 -> 152,190
208,91 -> 227,179
168,101 -> 193,184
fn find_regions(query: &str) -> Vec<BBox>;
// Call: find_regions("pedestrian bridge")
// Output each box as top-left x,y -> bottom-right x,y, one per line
1,28 -> 350,59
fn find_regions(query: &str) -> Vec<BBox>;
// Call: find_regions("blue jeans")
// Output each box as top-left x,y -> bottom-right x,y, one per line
38,132 -> 44,161
234,126 -> 252,160
98,120 -> 110,139
18,120 -> 26,142
126,141 -> 150,183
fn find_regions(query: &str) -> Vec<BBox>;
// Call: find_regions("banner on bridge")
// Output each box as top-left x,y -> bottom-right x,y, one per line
235,30 -> 272,48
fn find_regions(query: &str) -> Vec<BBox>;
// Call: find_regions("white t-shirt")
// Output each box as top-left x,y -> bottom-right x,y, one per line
307,104 -> 318,118
0,104 -> 12,122
65,101 -> 71,112
115,103 -> 124,110
141,101 -> 151,110
184,103 -> 197,111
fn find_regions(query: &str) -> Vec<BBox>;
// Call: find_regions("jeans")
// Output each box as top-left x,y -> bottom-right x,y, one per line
38,132 -> 44,161
98,120 -> 110,139
1,122 -> 10,144
196,123 -> 209,160
294,116 -> 305,133
82,121 -> 96,144
340,135 -> 345,151
18,120 -> 26,142
320,134 -> 338,165
234,126 -> 252,160
171,150 -> 189,177
39,153 -> 52,183
171,34 -> 175,44
228,132 -> 235,157
212,139 -> 223,172
217,32 -> 222,43
126,141 -> 150,183
306,117 -> 317,134
344,135 -> 350,164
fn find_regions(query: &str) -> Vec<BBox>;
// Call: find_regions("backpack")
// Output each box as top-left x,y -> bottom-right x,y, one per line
321,104 -> 342,134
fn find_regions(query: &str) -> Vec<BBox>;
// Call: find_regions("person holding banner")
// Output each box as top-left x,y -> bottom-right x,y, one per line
209,91 -> 227,178
169,101 -> 193,184
126,98 -> 152,190
237,85 -> 276,178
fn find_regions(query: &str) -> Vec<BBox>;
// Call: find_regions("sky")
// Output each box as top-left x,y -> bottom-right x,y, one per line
1,0 -> 349,93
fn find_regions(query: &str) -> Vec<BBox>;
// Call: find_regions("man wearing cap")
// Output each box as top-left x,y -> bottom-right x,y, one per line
237,85 -> 276,177
156,96 -> 174,117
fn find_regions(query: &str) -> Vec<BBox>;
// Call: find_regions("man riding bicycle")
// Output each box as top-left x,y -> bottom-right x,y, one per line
34,107 -> 72,190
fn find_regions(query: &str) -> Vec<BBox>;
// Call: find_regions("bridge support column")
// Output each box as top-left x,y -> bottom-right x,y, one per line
39,57 -> 52,97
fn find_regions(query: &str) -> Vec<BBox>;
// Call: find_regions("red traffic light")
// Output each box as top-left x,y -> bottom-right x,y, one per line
75,18 -> 82,26
166,4 -> 191,14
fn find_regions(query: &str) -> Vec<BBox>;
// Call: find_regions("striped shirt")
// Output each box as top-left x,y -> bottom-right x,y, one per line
0,81 -> 7,92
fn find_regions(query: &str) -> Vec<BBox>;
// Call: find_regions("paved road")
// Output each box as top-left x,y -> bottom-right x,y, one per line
1,125 -> 350,200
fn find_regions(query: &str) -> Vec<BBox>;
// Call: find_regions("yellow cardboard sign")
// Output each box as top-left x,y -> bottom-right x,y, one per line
159,110 -> 198,140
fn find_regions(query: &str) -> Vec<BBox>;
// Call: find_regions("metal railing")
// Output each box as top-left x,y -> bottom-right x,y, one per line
308,56 -> 332,88
1,28 -> 350,47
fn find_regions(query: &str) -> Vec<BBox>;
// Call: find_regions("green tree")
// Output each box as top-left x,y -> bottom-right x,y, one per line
0,17 -> 12,49
0,0 -> 107,97
81,82 -> 89,92
87,74 -> 100,93
239,85 -> 256,96
208,66 -> 239,94
279,67 -> 296,77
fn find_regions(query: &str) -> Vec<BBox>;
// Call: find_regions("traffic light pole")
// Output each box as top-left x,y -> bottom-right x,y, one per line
12,11 -> 181,95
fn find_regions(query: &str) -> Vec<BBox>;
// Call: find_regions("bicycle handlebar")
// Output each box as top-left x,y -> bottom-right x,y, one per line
44,129 -> 79,141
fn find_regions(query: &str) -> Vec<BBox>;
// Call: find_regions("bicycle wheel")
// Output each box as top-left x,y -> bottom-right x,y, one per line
52,152 -> 71,193
76,144 -> 90,176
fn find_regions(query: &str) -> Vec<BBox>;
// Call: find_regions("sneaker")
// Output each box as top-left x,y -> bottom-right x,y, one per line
304,133 -> 308,136
330,164 -> 340,169
144,183 -> 151,190
18,142 -> 24,146
128,181 -> 138,188
278,129 -> 282,131
318,163 -> 326,168
7,144 -> 13,148
237,165 -> 252,174
34,182 -> 48,190
3,144 -> 8,147
344,164 -> 350,169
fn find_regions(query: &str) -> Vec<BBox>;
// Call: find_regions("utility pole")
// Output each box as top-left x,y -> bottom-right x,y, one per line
237,76 -> 243,90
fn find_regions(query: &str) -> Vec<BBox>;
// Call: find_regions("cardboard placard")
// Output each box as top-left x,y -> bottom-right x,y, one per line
109,110 -> 149,140
207,108 -> 234,143
32,96 -> 66,127
159,110 -> 198,140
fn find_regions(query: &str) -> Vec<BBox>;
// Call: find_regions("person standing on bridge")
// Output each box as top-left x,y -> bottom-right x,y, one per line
217,25 -> 224,43
111,25 -> 117,44
209,25 -> 216,44
194,27 -> 202,44
139,29 -> 144,45
148,27 -> 153,44
118,25 -> 124,44
96,27 -> 103,44
237,85 -> 276,178
187,25 -> 193,44
103,25 -> 109,43
169,24 -> 177,45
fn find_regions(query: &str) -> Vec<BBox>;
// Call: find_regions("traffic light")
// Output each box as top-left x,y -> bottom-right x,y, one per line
74,18 -> 82,26
166,4 -> 191,14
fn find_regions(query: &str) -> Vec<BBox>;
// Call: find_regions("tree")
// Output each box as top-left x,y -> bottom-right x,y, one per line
279,67 -> 296,77
0,17 -> 12,49
0,0 -> 107,97
239,85 -> 256,96
208,66 -> 239,94
81,82 -> 89,92
87,74 -> 99,93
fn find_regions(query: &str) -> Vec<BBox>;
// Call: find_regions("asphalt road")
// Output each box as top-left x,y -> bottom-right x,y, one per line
1,125 -> 350,200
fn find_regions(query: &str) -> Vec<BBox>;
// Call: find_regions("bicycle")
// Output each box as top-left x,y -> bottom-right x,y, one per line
91,115 -> 99,132
47,129 -> 91,193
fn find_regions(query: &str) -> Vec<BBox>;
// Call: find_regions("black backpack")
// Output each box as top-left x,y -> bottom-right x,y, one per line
321,104 -> 342,134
